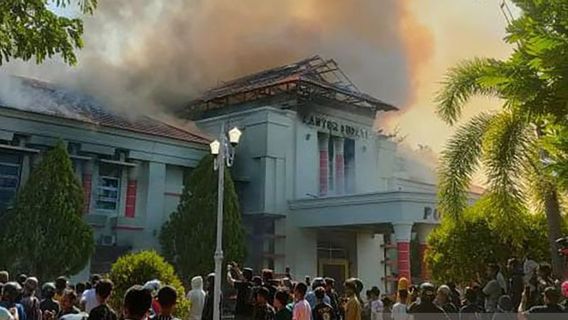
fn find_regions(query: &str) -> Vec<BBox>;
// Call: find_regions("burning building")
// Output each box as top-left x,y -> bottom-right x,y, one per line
0,75 -> 209,274
186,55 -> 479,291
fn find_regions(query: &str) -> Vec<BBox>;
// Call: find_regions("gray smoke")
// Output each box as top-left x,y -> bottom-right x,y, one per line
2,0 -> 421,116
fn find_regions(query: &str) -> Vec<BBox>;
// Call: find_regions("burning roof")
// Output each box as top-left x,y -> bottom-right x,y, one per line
185,55 -> 397,117
0,76 -> 209,145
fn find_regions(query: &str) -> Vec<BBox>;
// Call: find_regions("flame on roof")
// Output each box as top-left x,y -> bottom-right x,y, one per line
185,55 -> 397,117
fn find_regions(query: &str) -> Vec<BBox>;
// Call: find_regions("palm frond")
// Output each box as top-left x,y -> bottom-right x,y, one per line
435,58 -> 503,125
438,113 -> 495,219
482,111 -> 532,200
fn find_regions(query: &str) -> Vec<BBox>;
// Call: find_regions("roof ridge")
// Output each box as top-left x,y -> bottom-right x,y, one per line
144,115 -> 211,141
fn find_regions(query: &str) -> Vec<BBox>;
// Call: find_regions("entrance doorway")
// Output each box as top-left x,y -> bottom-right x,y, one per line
319,258 -> 348,291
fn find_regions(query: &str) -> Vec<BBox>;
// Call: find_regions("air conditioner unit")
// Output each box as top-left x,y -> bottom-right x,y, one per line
98,234 -> 117,246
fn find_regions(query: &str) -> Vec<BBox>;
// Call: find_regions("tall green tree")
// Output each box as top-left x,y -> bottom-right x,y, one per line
0,141 -> 94,280
0,0 -> 97,65
435,0 -> 568,276
160,154 -> 246,279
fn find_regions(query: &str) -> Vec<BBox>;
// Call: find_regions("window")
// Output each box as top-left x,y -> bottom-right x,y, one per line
96,163 -> 121,212
344,139 -> 355,193
0,153 -> 21,210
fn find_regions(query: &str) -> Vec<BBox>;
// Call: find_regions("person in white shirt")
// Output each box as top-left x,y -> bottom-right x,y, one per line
81,274 -> 102,313
391,289 -> 409,320
186,276 -> 206,320
369,287 -> 383,320
293,283 -> 312,320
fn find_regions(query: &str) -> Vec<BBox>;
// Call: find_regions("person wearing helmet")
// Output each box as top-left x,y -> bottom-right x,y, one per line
39,283 -> 59,320
408,283 -> 448,320
1,282 -> 26,320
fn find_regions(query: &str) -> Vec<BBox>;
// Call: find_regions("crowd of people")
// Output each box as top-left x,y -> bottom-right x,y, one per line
2,256 -> 568,320
0,272 -> 181,320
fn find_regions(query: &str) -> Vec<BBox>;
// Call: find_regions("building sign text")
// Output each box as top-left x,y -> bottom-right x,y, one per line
302,114 -> 369,139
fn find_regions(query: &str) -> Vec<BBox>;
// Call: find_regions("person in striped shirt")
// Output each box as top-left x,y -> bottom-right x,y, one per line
151,286 -> 179,320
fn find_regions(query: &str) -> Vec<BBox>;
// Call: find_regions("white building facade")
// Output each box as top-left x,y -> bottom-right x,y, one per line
186,56 -> 460,292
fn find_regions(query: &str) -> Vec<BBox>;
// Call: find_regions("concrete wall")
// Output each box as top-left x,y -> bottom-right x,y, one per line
0,109 -> 207,254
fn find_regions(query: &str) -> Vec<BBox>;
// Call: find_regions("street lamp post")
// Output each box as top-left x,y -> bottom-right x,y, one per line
210,124 -> 242,320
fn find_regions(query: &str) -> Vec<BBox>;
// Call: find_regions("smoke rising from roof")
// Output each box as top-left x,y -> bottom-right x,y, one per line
3,0 -> 431,117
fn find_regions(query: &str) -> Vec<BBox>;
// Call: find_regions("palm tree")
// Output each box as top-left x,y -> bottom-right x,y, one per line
435,0 -> 568,277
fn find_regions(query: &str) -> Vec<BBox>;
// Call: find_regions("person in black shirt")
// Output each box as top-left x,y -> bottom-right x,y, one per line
123,285 -> 152,320
227,264 -> 254,320
459,287 -> 483,320
313,287 -> 335,320
88,280 -> 117,320
324,278 -> 340,320
151,286 -> 179,320
524,287 -> 565,319
253,287 -> 275,320
408,283 -> 449,320
40,283 -> 60,320
506,258 -> 524,312
436,285 -> 458,320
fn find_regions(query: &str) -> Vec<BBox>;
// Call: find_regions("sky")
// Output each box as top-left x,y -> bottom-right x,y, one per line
383,0 -> 515,153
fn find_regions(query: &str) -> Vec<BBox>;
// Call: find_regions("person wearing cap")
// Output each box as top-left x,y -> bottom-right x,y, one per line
522,287 -> 565,318
227,263 -> 254,320
39,283 -> 59,320
343,280 -> 361,320
408,283 -> 448,320
435,285 -> 458,319
21,278 -> 41,320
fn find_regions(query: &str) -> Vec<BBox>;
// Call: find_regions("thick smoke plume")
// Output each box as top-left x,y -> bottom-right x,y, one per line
3,0 -> 432,116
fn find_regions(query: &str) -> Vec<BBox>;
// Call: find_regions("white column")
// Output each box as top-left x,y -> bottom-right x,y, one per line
357,232 -> 384,292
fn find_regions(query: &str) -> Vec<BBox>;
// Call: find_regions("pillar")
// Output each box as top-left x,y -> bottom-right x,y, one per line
318,133 -> 329,196
357,233 -> 384,292
334,138 -> 345,195
125,164 -> 139,218
415,223 -> 436,281
393,222 -> 413,281
82,161 -> 94,214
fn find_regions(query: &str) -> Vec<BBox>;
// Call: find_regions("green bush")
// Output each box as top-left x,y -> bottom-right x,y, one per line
426,200 -> 564,285
108,251 -> 189,319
